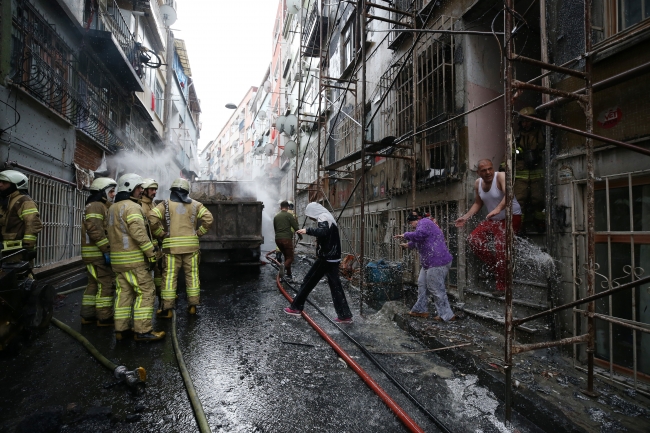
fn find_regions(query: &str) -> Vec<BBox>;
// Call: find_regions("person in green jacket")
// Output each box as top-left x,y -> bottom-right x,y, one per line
273,200 -> 298,281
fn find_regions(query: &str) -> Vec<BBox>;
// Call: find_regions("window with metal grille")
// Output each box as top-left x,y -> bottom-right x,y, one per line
415,20 -> 459,182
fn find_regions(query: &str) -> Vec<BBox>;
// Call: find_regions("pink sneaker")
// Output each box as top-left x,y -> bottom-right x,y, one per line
334,317 -> 353,324
283,307 -> 302,316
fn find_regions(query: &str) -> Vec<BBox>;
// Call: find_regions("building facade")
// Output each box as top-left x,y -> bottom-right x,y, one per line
0,0 -> 201,266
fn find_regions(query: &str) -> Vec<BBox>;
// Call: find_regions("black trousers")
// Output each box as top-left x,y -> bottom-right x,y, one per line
290,258 -> 352,320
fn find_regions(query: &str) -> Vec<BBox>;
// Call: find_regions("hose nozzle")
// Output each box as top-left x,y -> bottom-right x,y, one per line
114,365 -> 147,388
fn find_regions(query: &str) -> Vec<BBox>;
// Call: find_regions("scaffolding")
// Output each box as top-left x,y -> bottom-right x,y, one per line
292,0 -> 650,423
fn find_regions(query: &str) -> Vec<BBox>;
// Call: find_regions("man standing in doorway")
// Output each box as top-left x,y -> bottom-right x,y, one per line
274,200 -> 298,282
455,159 -> 522,296
395,213 -> 456,321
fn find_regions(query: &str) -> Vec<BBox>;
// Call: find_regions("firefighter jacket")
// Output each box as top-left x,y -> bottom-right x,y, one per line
140,196 -> 155,217
81,201 -> 111,262
149,199 -> 213,255
0,190 -> 43,249
107,198 -> 155,272
140,195 -> 163,260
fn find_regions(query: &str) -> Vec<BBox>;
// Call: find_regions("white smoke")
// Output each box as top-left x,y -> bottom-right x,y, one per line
106,146 -> 182,200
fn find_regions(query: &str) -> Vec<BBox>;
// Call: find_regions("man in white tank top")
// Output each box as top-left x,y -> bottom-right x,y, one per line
455,159 -> 522,296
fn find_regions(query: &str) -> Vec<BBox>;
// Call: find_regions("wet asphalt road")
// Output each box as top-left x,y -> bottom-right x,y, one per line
0,259 -> 543,433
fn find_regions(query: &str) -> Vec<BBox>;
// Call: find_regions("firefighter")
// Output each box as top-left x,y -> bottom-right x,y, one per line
107,173 -> 165,342
0,169 -> 42,263
149,178 -> 213,316
80,177 -> 117,326
140,178 -> 163,298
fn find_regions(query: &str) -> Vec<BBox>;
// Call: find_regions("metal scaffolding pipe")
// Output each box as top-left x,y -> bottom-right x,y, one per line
519,114 -> 650,157
536,60 -> 650,111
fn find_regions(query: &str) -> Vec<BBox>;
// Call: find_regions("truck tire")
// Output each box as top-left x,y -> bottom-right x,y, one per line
26,282 -> 55,330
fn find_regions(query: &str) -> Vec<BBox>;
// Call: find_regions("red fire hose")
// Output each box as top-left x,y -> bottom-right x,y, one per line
269,255 -> 425,433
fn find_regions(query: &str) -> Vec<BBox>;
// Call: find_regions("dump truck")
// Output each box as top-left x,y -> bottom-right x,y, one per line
190,181 -> 264,264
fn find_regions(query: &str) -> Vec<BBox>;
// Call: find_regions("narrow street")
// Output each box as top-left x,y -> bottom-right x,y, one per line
1,257 -> 544,433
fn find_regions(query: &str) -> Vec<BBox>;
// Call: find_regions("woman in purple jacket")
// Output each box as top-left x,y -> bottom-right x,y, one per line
394,213 -> 456,321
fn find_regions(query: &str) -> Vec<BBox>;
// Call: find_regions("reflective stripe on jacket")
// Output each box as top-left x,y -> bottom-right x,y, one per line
107,199 -> 155,271
0,190 -> 43,249
81,201 -> 110,262
149,199 -> 213,255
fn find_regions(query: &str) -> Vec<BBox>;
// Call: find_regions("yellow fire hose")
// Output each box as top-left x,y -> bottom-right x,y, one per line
51,317 -> 146,390
54,288 -> 211,431
171,310 -> 212,433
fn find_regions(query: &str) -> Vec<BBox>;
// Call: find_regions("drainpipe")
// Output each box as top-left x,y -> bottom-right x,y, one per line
163,27 -> 175,155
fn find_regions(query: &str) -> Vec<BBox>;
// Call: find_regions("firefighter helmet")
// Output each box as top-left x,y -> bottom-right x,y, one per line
519,106 -> 536,117
116,173 -> 144,193
170,178 -> 190,192
0,170 -> 29,190
141,178 -> 159,189
89,177 -> 117,192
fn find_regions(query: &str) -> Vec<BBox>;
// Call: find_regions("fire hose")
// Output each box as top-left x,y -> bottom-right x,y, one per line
51,317 -> 146,392
266,252 -> 452,433
171,310 -> 211,433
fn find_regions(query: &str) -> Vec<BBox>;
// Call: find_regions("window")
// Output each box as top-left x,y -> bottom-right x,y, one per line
617,0 -> 650,30
154,79 -> 164,120
604,0 -> 650,37
341,21 -> 354,70
591,174 -> 650,378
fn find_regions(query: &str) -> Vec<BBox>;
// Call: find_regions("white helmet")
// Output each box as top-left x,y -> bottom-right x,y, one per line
141,178 -> 159,189
89,177 -> 117,192
0,170 -> 29,190
116,173 -> 143,194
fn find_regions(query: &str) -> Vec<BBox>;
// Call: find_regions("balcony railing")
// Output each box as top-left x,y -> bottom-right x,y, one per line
10,6 -> 127,153
95,0 -> 140,71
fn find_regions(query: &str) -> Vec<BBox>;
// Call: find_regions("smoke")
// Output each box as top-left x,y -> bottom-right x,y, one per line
237,176 -> 286,252
106,147 -> 182,200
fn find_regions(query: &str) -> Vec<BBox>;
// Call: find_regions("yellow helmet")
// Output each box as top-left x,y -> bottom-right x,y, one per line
519,107 -> 536,117
170,178 -> 190,192
116,173 -> 143,193
141,178 -> 159,189
89,177 -> 117,192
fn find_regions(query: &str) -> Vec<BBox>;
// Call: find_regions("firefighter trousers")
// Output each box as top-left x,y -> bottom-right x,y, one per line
114,265 -> 156,334
161,250 -> 200,310
81,260 -> 115,320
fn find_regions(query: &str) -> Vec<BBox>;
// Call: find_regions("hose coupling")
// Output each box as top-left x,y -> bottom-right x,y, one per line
114,365 -> 147,388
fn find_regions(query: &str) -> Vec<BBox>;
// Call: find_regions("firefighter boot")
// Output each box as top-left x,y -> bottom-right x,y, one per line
188,305 -> 196,315
157,309 -> 173,319
134,330 -> 166,342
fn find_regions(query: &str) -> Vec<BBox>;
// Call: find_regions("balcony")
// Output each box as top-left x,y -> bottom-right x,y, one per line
84,0 -> 143,91
10,1 -> 136,153
302,6 -> 329,57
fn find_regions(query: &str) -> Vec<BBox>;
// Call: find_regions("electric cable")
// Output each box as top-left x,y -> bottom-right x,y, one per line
266,254 -> 454,433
